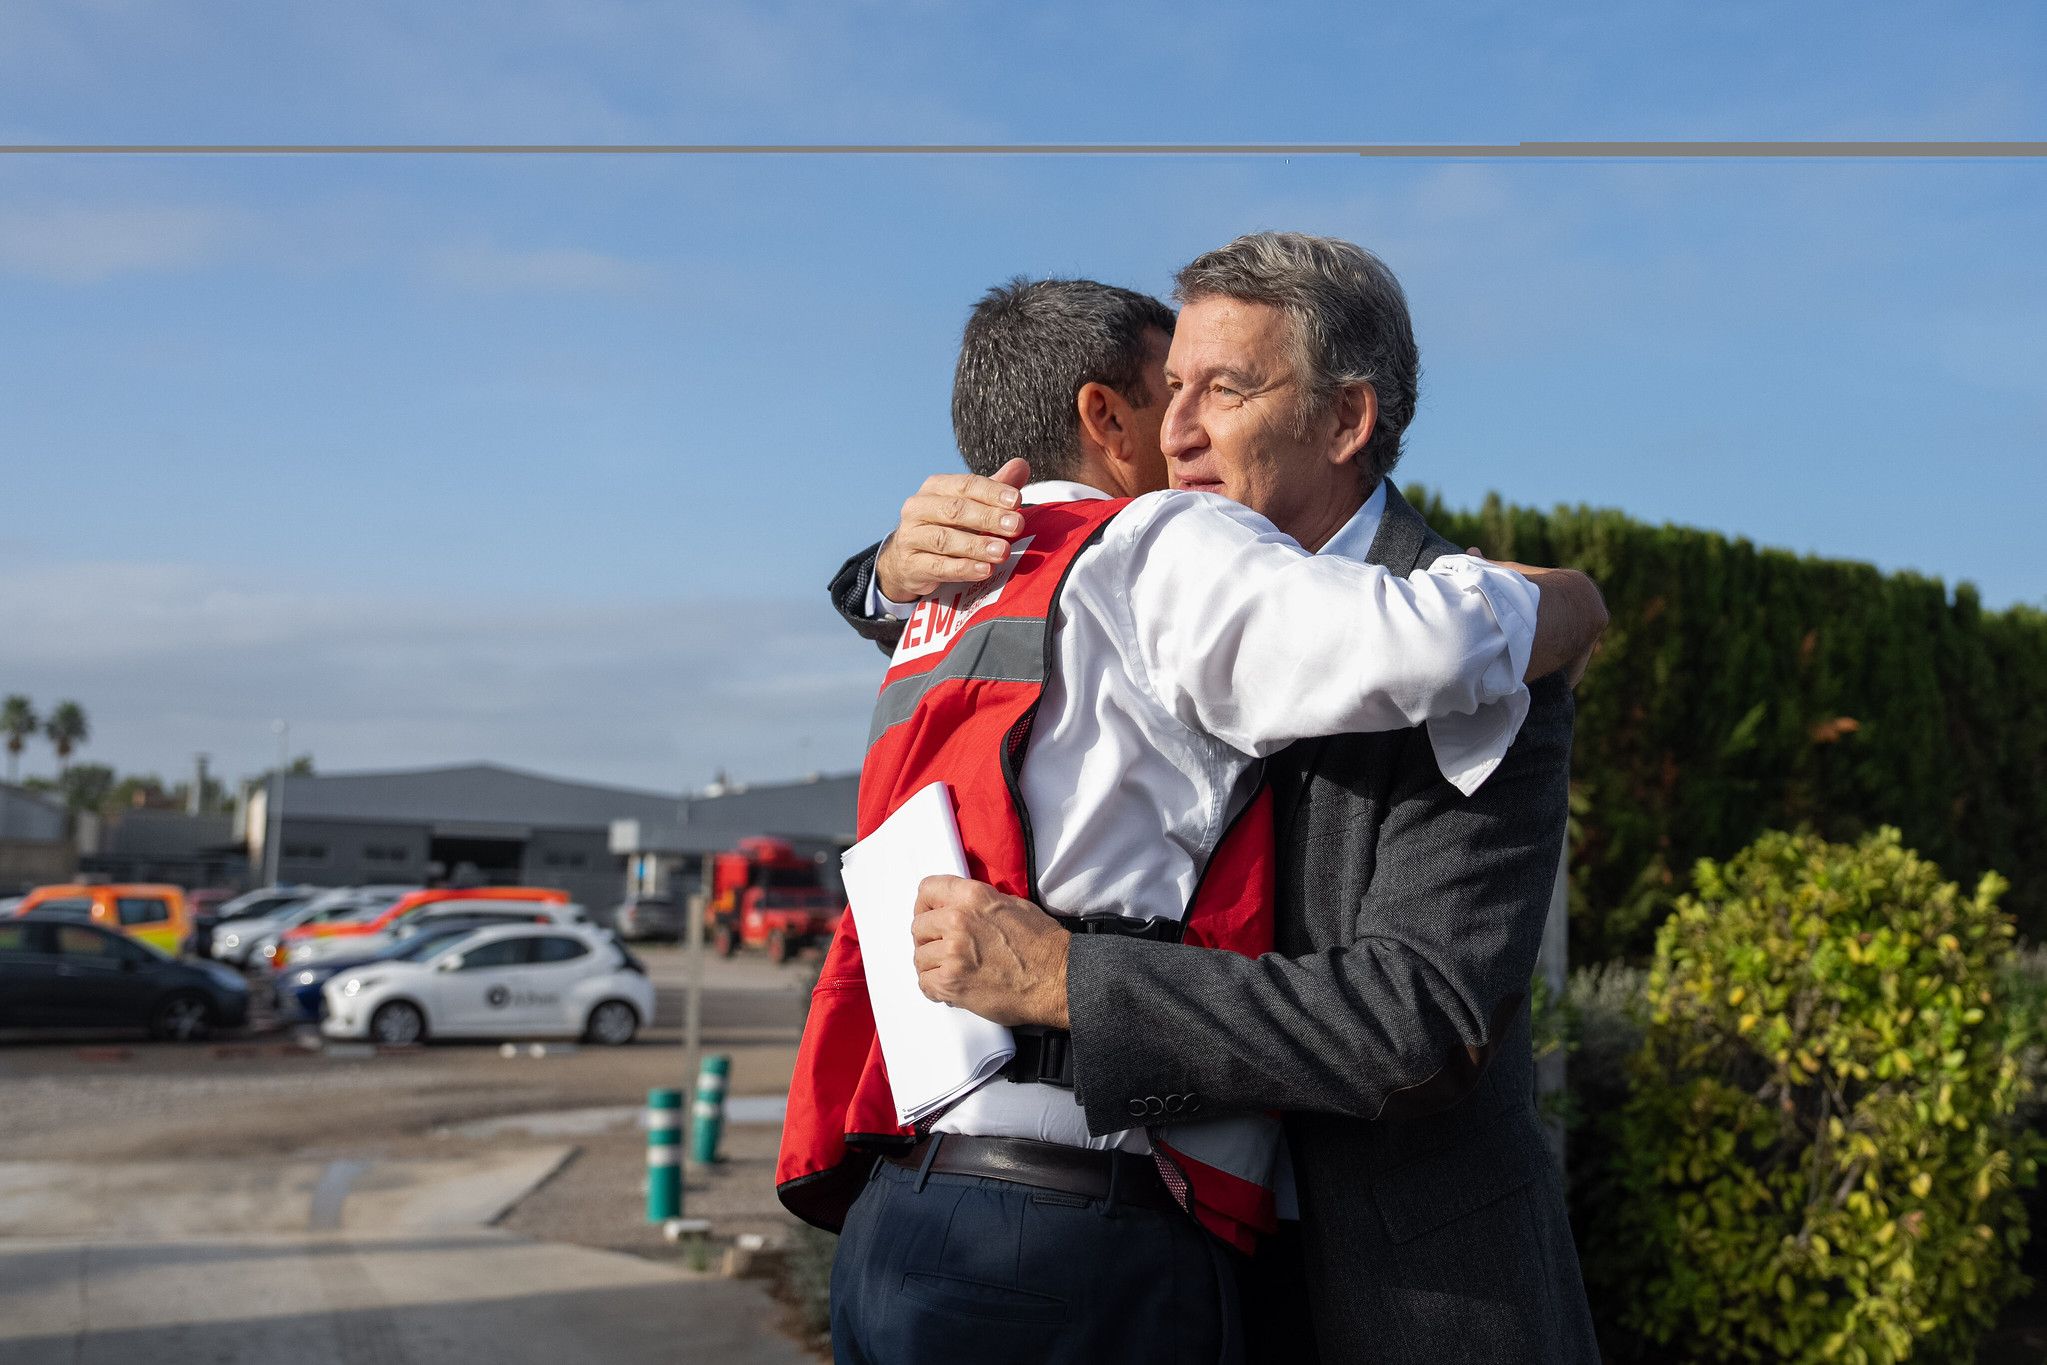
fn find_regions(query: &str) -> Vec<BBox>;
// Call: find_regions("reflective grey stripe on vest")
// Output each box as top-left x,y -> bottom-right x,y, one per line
867,615 -> 1048,748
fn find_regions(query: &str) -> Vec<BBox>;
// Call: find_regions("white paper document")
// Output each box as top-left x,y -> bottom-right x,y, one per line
840,782 -> 1016,1124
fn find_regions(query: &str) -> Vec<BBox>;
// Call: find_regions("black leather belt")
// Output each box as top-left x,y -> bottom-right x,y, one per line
998,913 -> 1178,1090
884,1134 -> 1177,1211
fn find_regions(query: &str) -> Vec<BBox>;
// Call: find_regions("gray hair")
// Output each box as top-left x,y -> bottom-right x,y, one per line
1174,232 -> 1419,484
951,277 -> 1175,480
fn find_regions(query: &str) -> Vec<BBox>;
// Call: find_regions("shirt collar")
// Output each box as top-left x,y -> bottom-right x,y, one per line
1020,476 -> 1384,557
1021,479 -> 1114,505
1314,479 -> 1387,562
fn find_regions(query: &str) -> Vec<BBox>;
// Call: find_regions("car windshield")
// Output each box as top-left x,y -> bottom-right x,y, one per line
220,895 -> 306,923
24,900 -> 95,921
392,930 -> 477,961
281,893 -> 355,925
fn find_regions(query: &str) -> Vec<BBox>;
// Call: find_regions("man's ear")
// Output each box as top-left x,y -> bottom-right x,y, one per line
1075,381 -> 1126,456
1327,383 -> 1378,469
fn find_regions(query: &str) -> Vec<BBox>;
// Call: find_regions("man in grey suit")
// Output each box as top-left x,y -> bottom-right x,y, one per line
831,232 -> 1601,1363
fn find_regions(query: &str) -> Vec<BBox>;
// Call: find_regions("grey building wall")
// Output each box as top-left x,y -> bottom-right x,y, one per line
253,763 -> 857,914
268,816 -> 627,917
0,839 -> 75,892
77,809 -> 248,889
0,783 -> 66,843
522,828 -> 625,917
0,784 -> 75,893
104,810 -> 234,859
274,818 -> 429,889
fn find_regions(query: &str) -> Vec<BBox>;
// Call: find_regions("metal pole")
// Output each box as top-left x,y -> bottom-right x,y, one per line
265,720 -> 288,886
674,821 -> 711,1220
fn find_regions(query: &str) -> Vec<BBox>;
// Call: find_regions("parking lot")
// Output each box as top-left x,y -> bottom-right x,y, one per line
0,945 -> 823,1364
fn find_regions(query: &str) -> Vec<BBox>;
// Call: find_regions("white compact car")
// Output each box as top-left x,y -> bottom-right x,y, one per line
320,923 -> 653,1047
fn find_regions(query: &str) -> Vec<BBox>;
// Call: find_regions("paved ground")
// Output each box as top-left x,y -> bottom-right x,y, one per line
0,1232 -> 814,1365
0,944 -> 826,1364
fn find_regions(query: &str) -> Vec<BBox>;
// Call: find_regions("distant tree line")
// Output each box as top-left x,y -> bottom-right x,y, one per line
3,692 -> 315,822
1410,487 -> 2047,958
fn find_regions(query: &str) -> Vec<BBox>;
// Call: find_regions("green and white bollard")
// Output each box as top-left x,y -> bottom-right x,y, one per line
646,1087 -> 682,1222
691,1054 -> 730,1164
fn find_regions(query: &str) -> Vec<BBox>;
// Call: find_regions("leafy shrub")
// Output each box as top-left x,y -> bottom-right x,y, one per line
1597,828 -> 2039,1364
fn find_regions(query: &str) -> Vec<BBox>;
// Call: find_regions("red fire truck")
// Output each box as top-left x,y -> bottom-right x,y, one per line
706,837 -> 842,964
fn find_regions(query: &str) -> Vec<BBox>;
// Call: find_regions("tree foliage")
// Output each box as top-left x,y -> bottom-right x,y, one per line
42,700 -> 89,771
1,695 -> 36,783
24,762 -> 116,815
1591,829 -> 2038,1364
1411,488 -> 2047,958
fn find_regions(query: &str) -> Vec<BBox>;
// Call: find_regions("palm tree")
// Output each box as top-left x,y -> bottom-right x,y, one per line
44,701 -> 89,775
2,695 -> 36,784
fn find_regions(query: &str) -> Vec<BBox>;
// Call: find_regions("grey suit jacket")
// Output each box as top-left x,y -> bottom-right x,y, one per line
826,484 -> 1599,1365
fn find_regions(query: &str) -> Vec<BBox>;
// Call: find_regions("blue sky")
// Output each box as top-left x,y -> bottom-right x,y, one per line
1,2 -> 2042,793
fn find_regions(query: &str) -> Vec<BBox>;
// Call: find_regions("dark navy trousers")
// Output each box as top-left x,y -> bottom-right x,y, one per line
830,1156 -> 1245,1365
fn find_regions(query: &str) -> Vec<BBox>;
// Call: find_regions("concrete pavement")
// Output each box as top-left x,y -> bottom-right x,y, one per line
0,1231 -> 814,1365
0,1150 -> 576,1238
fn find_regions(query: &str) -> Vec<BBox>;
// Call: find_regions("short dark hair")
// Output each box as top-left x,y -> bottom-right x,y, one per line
950,278 -> 1175,479
1175,232 -> 1419,485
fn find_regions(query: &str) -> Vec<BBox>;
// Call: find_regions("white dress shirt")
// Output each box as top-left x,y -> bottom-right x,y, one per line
869,480 -> 1539,1152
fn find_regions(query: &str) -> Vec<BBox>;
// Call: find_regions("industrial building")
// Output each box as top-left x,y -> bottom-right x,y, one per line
241,762 -> 857,912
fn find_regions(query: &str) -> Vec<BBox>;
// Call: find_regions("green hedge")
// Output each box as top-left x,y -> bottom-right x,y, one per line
1409,488 -> 2047,959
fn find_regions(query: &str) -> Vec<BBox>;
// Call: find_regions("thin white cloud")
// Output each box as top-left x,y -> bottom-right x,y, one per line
0,558 -> 881,791
0,203 -> 234,283
424,242 -> 663,295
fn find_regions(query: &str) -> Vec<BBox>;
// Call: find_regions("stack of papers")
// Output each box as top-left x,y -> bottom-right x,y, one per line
840,782 -> 1016,1125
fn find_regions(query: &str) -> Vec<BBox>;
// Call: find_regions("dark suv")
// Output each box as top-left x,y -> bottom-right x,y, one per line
0,918 -> 250,1040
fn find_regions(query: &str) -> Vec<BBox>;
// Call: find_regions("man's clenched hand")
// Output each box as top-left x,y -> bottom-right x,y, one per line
910,875 -> 1070,1029
874,458 -> 1031,603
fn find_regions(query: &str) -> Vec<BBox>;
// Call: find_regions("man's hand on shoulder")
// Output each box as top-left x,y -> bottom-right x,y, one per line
875,458 -> 1031,602
1474,550 -> 1608,687
910,874 -> 1070,1029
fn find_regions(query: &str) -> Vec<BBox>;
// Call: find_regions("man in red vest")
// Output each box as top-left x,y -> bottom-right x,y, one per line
801,262 -> 1606,1364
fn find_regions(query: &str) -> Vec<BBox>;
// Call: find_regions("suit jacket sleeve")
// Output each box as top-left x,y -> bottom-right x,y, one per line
1065,674 -> 1573,1130
828,541 -> 906,657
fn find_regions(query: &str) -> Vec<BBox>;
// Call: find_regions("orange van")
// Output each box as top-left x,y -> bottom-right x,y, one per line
14,883 -> 193,956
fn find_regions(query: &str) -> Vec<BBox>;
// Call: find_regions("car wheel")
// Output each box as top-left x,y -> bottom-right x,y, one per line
767,928 -> 792,964
584,1000 -> 639,1046
713,924 -> 737,957
369,1000 -> 427,1046
150,992 -> 212,1042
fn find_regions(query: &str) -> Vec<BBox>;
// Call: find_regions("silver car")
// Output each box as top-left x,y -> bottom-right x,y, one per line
204,886 -> 320,961
284,900 -> 589,967
225,885 -> 418,969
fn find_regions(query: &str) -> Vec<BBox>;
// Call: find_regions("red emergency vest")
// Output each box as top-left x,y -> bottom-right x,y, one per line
776,496 -> 1282,1252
